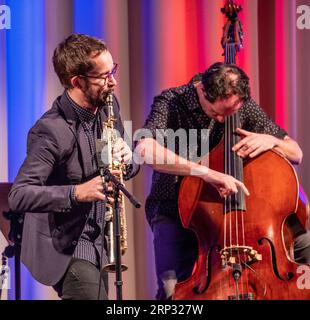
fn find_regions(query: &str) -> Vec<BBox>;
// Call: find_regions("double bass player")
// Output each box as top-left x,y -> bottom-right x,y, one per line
136,62 -> 310,299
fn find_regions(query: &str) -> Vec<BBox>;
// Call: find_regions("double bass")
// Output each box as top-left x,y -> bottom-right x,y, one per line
174,1 -> 310,300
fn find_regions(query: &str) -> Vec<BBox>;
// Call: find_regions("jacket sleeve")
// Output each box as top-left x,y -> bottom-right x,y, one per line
8,121 -> 73,214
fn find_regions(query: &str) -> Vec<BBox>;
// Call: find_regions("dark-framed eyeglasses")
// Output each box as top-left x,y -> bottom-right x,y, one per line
80,63 -> 118,83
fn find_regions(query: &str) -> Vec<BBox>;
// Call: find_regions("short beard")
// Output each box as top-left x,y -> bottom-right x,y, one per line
84,86 -> 112,109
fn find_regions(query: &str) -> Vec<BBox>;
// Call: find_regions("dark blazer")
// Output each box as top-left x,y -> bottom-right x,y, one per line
8,92 -> 138,286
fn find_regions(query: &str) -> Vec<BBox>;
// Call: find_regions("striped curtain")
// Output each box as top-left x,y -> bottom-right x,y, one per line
0,0 -> 309,299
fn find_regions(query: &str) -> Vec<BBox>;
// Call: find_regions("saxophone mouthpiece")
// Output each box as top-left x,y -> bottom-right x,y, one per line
106,91 -> 113,104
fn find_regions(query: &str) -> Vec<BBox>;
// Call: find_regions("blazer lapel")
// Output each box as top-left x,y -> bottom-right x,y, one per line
58,91 -> 93,179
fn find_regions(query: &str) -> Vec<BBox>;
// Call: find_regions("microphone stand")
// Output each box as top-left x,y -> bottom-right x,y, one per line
100,168 -> 141,300
2,210 -> 23,300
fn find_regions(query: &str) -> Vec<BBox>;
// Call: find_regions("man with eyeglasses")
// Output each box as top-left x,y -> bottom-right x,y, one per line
8,34 -> 139,300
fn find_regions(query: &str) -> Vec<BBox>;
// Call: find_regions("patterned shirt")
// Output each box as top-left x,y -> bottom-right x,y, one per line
66,92 -> 106,267
143,74 -> 287,226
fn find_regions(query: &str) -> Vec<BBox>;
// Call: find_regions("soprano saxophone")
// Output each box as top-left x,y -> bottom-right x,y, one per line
100,92 -> 128,272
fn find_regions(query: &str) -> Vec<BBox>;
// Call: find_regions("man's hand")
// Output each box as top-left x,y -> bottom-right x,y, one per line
75,176 -> 106,202
232,128 -> 276,159
113,138 -> 132,164
201,168 -> 250,198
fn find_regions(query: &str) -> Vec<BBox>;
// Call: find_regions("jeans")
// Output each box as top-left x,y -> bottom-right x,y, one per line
294,231 -> 310,264
152,216 -> 198,300
53,258 -> 108,300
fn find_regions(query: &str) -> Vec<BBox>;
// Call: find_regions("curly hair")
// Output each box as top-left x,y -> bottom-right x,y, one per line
201,62 -> 251,103
53,34 -> 108,89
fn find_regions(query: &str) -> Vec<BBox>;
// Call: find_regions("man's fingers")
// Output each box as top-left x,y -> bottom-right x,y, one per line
249,146 -> 265,158
235,180 -> 250,196
96,192 -> 106,201
114,150 -> 132,164
113,138 -> 130,154
123,153 -> 132,163
230,183 -> 238,194
232,136 -> 252,152
111,169 -> 122,176
237,143 -> 258,158
113,144 -> 124,154
107,196 -> 115,204
236,128 -> 251,136
112,138 -> 132,162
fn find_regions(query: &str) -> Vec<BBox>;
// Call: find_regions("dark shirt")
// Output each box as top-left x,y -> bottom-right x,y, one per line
67,92 -> 105,266
143,75 -> 287,226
